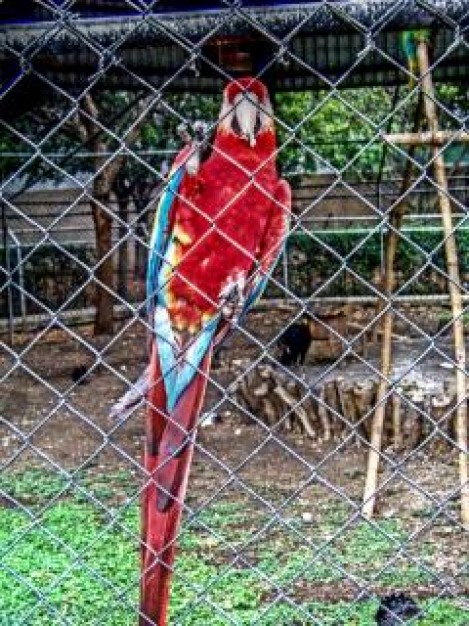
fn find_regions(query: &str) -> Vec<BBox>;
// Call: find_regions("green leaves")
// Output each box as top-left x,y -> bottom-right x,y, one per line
267,228 -> 469,298
0,470 -> 467,624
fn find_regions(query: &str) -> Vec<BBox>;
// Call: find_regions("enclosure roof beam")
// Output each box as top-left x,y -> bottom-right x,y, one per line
0,1 -> 469,94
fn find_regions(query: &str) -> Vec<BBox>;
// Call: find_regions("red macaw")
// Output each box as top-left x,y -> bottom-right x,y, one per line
139,77 -> 290,625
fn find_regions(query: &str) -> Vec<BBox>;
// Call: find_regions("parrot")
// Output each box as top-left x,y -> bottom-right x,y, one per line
400,29 -> 430,86
121,76 -> 291,626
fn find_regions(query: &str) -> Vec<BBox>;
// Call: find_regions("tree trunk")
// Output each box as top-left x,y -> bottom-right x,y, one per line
117,196 -> 129,301
78,92 -> 151,335
91,194 -> 115,335
112,171 -> 135,301
135,213 -> 148,281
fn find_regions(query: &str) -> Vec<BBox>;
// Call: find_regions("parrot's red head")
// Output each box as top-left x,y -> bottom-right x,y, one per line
218,77 -> 274,148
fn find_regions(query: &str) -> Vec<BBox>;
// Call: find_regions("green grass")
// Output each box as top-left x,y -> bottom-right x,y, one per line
437,311 -> 469,325
0,469 -> 467,625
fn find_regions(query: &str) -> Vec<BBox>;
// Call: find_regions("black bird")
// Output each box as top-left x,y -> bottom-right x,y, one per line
277,319 -> 312,366
71,365 -> 89,385
376,593 -> 421,625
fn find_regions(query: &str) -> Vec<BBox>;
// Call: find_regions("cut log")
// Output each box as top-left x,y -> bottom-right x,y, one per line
391,392 -> 402,449
274,384 -> 316,439
317,385 -> 332,442
227,362 -> 466,460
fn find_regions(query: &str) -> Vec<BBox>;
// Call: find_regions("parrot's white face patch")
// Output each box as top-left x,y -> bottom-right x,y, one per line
233,92 -> 259,147
218,87 -> 273,141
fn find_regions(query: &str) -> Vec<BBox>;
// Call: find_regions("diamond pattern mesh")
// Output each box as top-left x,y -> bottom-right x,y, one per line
1,2 -> 468,625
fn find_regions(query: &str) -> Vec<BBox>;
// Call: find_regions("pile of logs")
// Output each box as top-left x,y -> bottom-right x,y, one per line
228,360 -> 461,449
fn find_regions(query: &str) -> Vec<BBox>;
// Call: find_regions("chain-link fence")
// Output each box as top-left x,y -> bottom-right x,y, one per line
1,2 -> 468,625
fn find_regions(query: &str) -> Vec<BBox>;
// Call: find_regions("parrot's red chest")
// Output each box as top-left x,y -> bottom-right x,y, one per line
166,132 -> 279,329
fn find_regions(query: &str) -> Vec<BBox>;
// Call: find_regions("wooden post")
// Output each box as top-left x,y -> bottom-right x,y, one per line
362,98 -> 423,519
362,235 -> 398,517
417,40 -> 469,525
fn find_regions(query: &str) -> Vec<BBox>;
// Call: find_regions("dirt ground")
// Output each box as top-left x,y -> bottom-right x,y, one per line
1,308 -> 468,604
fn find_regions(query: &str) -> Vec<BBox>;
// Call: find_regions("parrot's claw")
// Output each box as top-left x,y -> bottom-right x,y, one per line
177,122 -> 192,144
220,279 -> 246,324
193,120 -> 208,142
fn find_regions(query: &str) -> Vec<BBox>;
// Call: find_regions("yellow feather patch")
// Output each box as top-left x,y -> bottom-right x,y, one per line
174,224 -> 192,246
202,312 -> 212,325
174,317 -> 187,332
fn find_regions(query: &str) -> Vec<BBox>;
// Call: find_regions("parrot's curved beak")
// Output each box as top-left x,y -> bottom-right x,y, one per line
233,91 -> 260,147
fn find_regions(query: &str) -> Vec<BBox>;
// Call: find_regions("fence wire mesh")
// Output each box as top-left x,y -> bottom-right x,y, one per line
1,2 -> 468,625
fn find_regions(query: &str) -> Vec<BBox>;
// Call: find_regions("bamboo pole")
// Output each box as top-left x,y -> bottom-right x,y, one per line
417,41 -> 469,525
362,214 -> 401,517
362,96 -> 423,519
384,130 -> 469,146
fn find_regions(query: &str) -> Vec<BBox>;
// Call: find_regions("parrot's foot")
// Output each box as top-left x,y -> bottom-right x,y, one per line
219,274 -> 246,324
193,120 -> 208,142
176,122 -> 191,145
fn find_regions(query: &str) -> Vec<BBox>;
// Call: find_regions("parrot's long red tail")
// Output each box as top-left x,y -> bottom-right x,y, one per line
139,348 -> 211,626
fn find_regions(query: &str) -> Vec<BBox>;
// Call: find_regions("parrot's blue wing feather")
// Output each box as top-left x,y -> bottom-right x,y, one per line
146,162 -> 188,408
154,307 -> 220,411
167,315 -> 220,410
147,162 -> 221,409
146,165 -> 185,314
